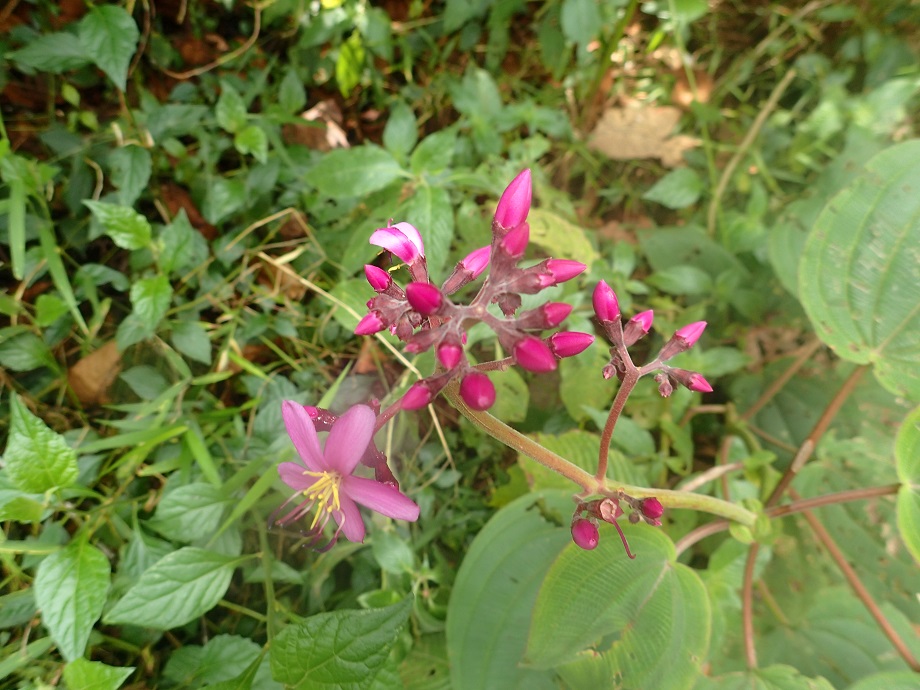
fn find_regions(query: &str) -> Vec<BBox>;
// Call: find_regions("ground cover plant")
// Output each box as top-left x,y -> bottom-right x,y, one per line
1,0 -> 919,688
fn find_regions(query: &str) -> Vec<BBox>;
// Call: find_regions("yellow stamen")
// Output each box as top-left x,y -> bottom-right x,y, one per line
301,470 -> 342,530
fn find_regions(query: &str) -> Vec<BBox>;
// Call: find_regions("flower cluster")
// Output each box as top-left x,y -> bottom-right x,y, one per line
571,495 -> 664,557
356,170 -> 593,412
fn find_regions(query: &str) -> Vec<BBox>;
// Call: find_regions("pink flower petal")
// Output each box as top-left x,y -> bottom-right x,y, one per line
369,227 -> 420,264
391,222 -> 425,257
335,494 -> 366,542
342,475 -> 421,522
282,400 -> 326,471
324,404 -> 376,474
278,461 -> 316,491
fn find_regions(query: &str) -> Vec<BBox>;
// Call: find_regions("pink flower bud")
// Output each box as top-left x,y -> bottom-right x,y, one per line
437,341 -> 463,370
401,382 -> 432,410
459,372 -> 496,411
499,222 -> 529,258
549,331 -> 594,358
688,373 -> 713,393
369,223 -> 425,263
461,246 -> 491,278
513,336 -> 557,373
364,265 -> 391,292
494,169 -> 532,229
544,259 -> 586,286
571,519 -> 599,550
675,321 -> 707,347
640,497 -> 664,521
632,310 -> 654,333
355,312 -> 385,335
542,302 -> 572,328
592,280 -> 620,322
405,282 -> 443,316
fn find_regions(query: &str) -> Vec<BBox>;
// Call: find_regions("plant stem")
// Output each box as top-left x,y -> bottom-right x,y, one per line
444,380 -> 757,526
596,368 -> 639,481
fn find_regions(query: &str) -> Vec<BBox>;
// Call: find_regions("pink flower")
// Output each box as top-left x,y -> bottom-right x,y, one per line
494,169 -> 532,229
675,321 -> 707,347
275,402 -> 420,545
592,280 -> 620,322
369,222 -> 425,263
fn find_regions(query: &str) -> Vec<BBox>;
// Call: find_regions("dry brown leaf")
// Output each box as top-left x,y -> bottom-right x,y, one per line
159,183 -> 217,240
588,105 -> 701,167
68,341 -> 122,406
282,100 -> 349,151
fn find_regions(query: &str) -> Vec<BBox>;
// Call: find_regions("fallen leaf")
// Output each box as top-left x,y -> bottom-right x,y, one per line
588,105 -> 701,167
282,100 -> 349,151
159,183 -> 217,240
68,341 -> 122,406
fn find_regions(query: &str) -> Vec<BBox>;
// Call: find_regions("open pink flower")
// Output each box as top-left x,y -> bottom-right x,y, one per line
369,222 -> 425,264
275,401 -> 420,545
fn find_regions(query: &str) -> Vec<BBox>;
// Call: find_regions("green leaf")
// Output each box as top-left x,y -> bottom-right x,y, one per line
109,145 -> 151,206
304,145 -> 404,199
559,342 -> 613,422
9,33 -> 91,73
7,176 -> 25,280
270,597 -> 412,689
5,394 -> 78,493
446,492 -> 568,690
696,664 -> 835,690
399,184 -> 454,277
647,264 -> 714,295
62,658 -> 134,690
643,167 -> 705,209
489,366 -> 529,423
171,320 -> 212,365
845,671 -> 920,690
104,547 -> 238,629
410,129 -> 456,174
383,101 -> 418,159
163,634 -> 261,686
234,125 -> 269,163
0,329 -> 57,371
560,0 -> 600,46
528,208 -> 600,265
159,209 -> 209,276
672,0 -> 709,24
0,589 -> 37,629
130,275 -> 173,331
33,537 -> 111,661
148,483 -> 227,543
895,405 -> 920,563
84,200 -> 152,250
78,5 -> 139,90
216,81 -> 248,134
336,32 -> 366,97
799,140 -> 920,400
278,67 -> 307,114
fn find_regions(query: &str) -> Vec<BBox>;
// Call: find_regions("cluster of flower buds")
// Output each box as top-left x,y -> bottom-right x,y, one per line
571,494 -> 665,557
592,280 -> 713,396
356,170 -> 594,412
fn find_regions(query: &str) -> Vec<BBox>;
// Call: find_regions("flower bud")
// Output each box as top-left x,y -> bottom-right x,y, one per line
543,259 -> 586,286
437,341 -> 463,370
494,169 -> 532,230
655,372 -> 674,398
640,497 -> 664,521
623,309 -> 654,347
688,373 -> 713,393
513,336 -> 557,373
459,371 -> 496,411
542,302 -> 572,328
499,222 -> 530,259
364,265 -> 391,292
675,321 -> 707,347
405,282 -> 444,316
355,312 -> 385,335
548,331 -> 594,358
571,519 -> 599,550
592,280 -> 620,322
461,246 -> 491,278
401,382 -> 432,410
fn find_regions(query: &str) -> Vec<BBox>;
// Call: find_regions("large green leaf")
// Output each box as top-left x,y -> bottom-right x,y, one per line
446,491 -> 568,690
895,405 -> 920,563
34,537 -> 111,661
5,394 -> 78,493
525,524 -> 710,690
695,664 -> 835,690
799,140 -> 920,400
304,145 -> 405,199
148,483 -> 227,543
270,597 -> 411,689
845,671 -> 920,690
78,5 -> 139,91
104,547 -> 238,629
62,659 -> 134,690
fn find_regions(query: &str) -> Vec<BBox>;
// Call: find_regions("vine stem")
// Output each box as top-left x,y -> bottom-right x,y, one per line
443,380 -> 757,526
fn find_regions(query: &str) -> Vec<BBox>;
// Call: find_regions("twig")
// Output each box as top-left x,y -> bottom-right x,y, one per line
163,3 -> 263,80
742,543 -> 760,668
707,69 -> 797,236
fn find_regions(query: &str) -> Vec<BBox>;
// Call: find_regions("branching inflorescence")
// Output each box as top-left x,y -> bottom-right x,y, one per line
275,169 -> 714,556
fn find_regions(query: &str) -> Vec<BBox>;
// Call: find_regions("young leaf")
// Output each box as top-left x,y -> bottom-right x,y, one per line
170,320 -> 212,365
63,658 -> 134,690
382,101 -> 418,159
234,124 -> 269,163
130,275 -> 173,332
304,145 -> 404,199
33,537 -> 111,661
270,597 -> 412,689
78,5 -> 140,90
5,395 -> 78,493
216,81 -> 248,134
104,547 -> 239,629
643,167 -> 705,209
109,145 -> 152,207
84,200 -> 152,250
335,32 -> 366,97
